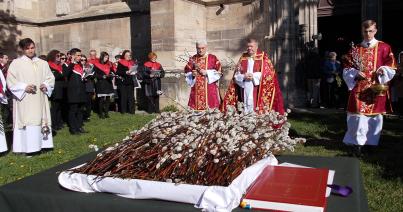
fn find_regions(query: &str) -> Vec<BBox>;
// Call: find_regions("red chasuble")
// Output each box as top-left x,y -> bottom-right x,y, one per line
221,50 -> 285,114
344,41 -> 396,115
184,54 -> 221,111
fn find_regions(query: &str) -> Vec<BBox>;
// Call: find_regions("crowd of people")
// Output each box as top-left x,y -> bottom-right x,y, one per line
180,20 -> 400,157
0,20 -> 399,158
0,38 -> 165,155
305,49 -> 350,109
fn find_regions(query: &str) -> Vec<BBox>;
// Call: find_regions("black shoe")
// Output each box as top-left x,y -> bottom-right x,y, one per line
353,145 -> 363,157
41,148 -> 53,153
70,130 -> 81,135
79,128 -> 89,133
363,145 -> 376,154
26,151 -> 42,157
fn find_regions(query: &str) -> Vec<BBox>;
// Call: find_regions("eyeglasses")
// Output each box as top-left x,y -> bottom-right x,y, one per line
60,57 -> 66,60
81,59 -> 87,62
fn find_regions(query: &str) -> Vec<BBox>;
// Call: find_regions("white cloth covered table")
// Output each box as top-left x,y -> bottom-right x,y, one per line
59,155 -> 278,212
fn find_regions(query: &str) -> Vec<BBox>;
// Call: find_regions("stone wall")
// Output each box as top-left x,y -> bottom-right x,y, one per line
154,0 -> 312,109
1,0 -> 319,110
0,0 -> 150,59
38,18 -> 131,57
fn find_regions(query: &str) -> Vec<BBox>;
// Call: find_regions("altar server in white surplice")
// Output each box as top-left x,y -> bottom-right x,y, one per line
6,38 -> 55,154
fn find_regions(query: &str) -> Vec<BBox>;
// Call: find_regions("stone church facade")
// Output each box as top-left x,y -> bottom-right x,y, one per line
0,0 -> 320,109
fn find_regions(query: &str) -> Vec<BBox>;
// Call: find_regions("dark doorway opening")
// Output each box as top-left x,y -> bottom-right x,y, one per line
383,3 -> 403,55
318,15 -> 361,59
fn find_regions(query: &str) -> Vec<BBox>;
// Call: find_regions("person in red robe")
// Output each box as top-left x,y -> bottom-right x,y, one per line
342,20 -> 396,155
221,38 -> 284,114
184,40 -> 222,110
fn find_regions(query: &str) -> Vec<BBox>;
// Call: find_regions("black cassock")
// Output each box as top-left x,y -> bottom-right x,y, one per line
63,63 -> 86,133
83,69 -> 95,121
63,63 -> 86,104
94,65 -> 114,118
49,63 -> 66,130
139,62 -> 165,113
116,62 -> 138,114
94,66 -> 114,95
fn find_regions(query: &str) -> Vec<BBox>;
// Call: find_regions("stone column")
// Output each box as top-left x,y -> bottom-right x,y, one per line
150,0 -> 207,109
150,0 -> 206,70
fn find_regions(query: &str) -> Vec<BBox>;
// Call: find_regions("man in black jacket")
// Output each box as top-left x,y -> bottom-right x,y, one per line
63,48 -> 88,134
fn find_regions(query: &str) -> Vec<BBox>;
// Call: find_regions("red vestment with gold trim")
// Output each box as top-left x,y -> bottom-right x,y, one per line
344,41 -> 396,115
184,54 -> 221,110
221,50 -> 284,114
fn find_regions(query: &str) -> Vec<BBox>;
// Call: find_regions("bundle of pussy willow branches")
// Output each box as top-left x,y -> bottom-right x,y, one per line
72,105 -> 305,186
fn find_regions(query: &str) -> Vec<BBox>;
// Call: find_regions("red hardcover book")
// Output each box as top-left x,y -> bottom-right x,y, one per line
242,165 -> 329,212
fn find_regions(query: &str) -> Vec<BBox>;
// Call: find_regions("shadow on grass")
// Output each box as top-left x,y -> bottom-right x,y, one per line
289,110 -> 403,180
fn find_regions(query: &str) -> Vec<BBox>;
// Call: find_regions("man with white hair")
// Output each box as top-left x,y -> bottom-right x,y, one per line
88,49 -> 98,65
184,40 -> 222,110
221,38 -> 284,114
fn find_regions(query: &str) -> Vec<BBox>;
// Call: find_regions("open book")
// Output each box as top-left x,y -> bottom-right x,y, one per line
83,64 -> 94,79
150,70 -> 162,78
128,64 -> 138,75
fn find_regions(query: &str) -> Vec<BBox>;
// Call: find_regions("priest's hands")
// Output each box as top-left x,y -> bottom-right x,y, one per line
192,69 -> 207,76
355,71 -> 366,81
40,84 -> 48,93
376,67 -> 385,76
244,73 -> 253,81
25,84 -> 37,94
25,84 -> 46,94
199,69 -> 207,76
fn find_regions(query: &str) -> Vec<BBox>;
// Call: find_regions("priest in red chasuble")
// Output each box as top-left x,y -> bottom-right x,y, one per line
184,40 -> 222,110
221,38 -> 284,114
342,20 -> 396,152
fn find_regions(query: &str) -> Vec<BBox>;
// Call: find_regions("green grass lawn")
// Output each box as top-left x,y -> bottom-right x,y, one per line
0,112 -> 155,185
0,110 -> 402,211
288,109 -> 403,212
